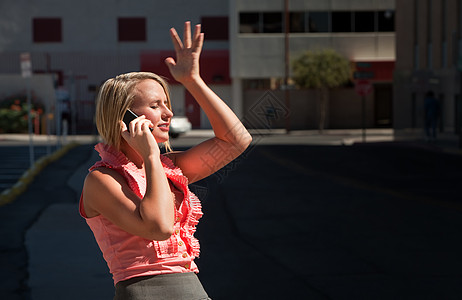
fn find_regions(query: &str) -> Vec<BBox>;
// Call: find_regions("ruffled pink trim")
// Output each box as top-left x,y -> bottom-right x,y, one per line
91,143 -> 145,198
92,143 -> 203,258
160,155 -> 203,257
152,235 -> 179,258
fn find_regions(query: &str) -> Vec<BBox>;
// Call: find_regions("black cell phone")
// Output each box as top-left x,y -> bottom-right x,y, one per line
123,109 -> 139,132
123,109 -> 153,132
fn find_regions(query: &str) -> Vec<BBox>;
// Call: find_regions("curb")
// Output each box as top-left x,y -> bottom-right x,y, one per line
0,142 -> 80,207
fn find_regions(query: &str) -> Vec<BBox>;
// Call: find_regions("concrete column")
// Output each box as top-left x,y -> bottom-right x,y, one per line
232,78 -> 244,120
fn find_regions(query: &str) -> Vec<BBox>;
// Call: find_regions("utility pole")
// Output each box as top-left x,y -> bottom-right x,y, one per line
20,53 -> 34,167
284,0 -> 291,132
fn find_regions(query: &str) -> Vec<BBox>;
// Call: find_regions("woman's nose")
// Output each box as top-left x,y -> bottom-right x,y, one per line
163,107 -> 173,119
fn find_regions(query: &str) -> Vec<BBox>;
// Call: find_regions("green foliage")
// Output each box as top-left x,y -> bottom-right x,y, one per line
0,95 -> 43,133
0,108 -> 28,133
292,49 -> 351,89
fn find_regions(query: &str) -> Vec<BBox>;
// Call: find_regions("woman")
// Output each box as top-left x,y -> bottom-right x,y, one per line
79,22 -> 252,299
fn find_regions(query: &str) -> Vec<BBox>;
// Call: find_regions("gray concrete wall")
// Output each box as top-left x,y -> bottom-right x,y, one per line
242,88 -> 377,130
0,0 -> 228,52
0,74 -> 56,110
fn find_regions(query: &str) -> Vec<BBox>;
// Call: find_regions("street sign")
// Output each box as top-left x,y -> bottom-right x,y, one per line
20,52 -> 32,78
355,79 -> 373,97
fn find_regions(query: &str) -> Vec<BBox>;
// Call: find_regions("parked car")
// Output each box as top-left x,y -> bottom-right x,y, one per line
169,115 -> 192,138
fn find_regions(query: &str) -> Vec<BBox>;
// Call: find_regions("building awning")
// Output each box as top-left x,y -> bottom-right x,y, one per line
353,60 -> 395,82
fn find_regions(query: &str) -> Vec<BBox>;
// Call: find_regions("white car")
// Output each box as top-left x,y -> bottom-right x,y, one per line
169,116 -> 192,138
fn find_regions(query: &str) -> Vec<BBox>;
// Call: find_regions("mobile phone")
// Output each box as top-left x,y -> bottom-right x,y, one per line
123,109 -> 153,132
123,109 -> 139,132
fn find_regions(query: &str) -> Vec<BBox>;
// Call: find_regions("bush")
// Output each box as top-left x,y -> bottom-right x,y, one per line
0,95 -> 43,133
292,49 -> 351,89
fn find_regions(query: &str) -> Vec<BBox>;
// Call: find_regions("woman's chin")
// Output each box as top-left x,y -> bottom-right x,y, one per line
154,133 -> 169,144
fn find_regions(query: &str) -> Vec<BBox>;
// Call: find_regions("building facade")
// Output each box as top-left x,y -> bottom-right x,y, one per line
230,0 -> 396,130
394,0 -> 462,138
0,0 -> 230,133
0,0 -> 395,133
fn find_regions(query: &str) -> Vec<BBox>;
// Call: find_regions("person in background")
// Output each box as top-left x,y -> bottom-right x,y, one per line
424,90 -> 439,142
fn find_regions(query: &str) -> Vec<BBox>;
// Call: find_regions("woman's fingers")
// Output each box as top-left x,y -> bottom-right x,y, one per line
120,120 -> 127,131
120,120 -> 129,138
134,118 -> 144,135
164,56 -> 176,69
121,115 -> 152,137
170,22 -> 202,52
183,21 -> 192,48
193,24 -> 201,41
192,24 -> 203,52
169,28 -> 183,52
166,21 -> 203,82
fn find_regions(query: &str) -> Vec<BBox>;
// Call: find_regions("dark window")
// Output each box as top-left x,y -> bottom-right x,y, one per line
118,17 -> 146,42
33,18 -> 62,42
378,10 -> 395,32
308,12 -> 329,32
239,12 -> 260,33
243,78 -> 271,89
332,11 -> 352,32
201,16 -> 229,40
263,12 -> 283,33
354,11 -> 375,32
290,12 -> 306,33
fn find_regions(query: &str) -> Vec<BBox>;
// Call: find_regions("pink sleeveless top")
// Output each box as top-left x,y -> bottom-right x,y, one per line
79,143 -> 203,285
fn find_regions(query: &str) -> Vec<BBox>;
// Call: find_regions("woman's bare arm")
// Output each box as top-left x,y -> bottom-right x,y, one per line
165,22 -> 252,183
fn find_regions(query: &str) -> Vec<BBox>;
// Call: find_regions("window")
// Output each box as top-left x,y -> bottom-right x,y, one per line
243,79 -> 271,90
308,12 -> 329,32
239,9 -> 394,34
239,12 -> 283,33
332,12 -> 352,32
290,12 -> 306,33
33,18 -> 62,42
354,11 -> 375,32
201,16 -> 229,40
118,17 -> 146,42
378,10 -> 395,32
263,12 -> 283,33
239,12 -> 260,33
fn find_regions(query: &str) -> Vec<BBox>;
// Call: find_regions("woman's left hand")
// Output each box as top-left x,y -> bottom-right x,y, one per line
165,21 -> 204,84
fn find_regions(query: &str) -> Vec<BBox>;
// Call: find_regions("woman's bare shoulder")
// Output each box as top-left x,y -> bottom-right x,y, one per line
82,167 -> 129,217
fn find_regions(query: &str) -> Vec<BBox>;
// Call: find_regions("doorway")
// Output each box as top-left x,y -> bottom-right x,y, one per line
374,83 -> 393,127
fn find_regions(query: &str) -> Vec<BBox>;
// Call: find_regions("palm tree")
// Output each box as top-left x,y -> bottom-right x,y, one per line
292,49 -> 351,132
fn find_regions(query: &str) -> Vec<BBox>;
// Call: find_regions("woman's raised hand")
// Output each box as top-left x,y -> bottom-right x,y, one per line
165,21 -> 204,84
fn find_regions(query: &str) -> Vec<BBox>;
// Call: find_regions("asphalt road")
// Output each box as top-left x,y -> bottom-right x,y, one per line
195,142 -> 462,299
1,135 -> 462,299
0,144 -> 93,300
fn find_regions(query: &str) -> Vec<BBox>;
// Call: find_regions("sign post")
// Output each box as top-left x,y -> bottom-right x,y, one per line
355,79 -> 373,142
458,54 -> 462,149
20,53 -> 34,167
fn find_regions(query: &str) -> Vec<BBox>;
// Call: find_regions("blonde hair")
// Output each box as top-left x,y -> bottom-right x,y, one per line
95,72 -> 172,152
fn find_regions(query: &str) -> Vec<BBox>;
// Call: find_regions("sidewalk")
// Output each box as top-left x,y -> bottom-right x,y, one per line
1,128 -> 460,151
25,147 -> 114,300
